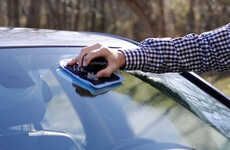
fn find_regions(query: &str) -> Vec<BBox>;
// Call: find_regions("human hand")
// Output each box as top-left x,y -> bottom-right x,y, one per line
68,43 -> 125,78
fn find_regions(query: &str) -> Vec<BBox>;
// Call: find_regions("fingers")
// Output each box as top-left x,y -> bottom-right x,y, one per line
67,43 -> 102,66
96,67 -> 113,78
83,48 -> 105,66
67,43 -> 124,78
67,56 -> 78,65
79,43 -> 102,66
96,60 -> 118,78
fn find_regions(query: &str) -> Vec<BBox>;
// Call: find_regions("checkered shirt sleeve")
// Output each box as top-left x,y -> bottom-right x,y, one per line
119,24 -> 230,73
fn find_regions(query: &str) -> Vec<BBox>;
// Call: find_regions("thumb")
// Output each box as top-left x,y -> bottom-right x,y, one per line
96,67 -> 113,78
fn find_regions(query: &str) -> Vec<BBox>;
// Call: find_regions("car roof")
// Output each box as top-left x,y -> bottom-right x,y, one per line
0,27 -> 138,48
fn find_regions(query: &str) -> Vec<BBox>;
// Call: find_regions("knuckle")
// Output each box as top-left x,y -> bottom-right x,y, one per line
82,49 -> 89,54
103,70 -> 111,77
81,48 -> 87,53
100,48 -> 108,55
97,50 -> 103,56
101,47 -> 107,51
91,50 -> 100,57
96,43 -> 102,47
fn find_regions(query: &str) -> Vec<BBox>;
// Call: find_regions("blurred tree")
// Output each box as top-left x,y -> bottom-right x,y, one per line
98,0 -> 105,31
74,0 -> 81,30
186,0 -> 195,32
26,0 -> 42,28
157,0 -> 166,36
7,0 -> 20,26
2,0 -> 229,38
121,0 -> 155,37
90,0 -> 96,31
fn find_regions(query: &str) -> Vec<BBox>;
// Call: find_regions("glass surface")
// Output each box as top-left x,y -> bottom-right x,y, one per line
0,47 -> 229,150
201,71 -> 230,97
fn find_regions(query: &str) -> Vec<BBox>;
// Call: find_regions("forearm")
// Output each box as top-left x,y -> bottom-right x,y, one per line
120,24 -> 230,73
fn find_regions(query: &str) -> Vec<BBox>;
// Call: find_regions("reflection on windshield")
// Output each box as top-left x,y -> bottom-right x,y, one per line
201,71 -> 230,97
0,47 -> 229,150
0,54 -> 82,150
130,71 -> 230,139
0,56 -> 45,128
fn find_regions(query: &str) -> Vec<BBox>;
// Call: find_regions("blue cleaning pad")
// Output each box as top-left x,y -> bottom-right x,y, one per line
56,59 -> 123,96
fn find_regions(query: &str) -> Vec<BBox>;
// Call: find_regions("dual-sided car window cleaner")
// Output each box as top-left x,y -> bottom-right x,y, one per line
57,56 -> 123,96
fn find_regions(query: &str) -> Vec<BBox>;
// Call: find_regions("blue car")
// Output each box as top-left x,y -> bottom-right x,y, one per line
0,28 -> 229,150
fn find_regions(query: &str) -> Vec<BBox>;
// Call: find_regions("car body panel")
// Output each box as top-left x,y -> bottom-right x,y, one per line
0,27 -> 137,49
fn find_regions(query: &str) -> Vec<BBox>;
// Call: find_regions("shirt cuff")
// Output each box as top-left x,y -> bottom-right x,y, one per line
118,48 -> 147,70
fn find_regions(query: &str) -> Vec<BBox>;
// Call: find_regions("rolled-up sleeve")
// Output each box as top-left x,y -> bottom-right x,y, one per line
119,24 -> 230,73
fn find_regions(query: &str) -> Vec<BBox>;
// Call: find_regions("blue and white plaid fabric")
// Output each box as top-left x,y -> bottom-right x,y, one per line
120,24 -> 230,73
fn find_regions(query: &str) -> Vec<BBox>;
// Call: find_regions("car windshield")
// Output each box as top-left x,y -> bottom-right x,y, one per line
0,47 -> 229,150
